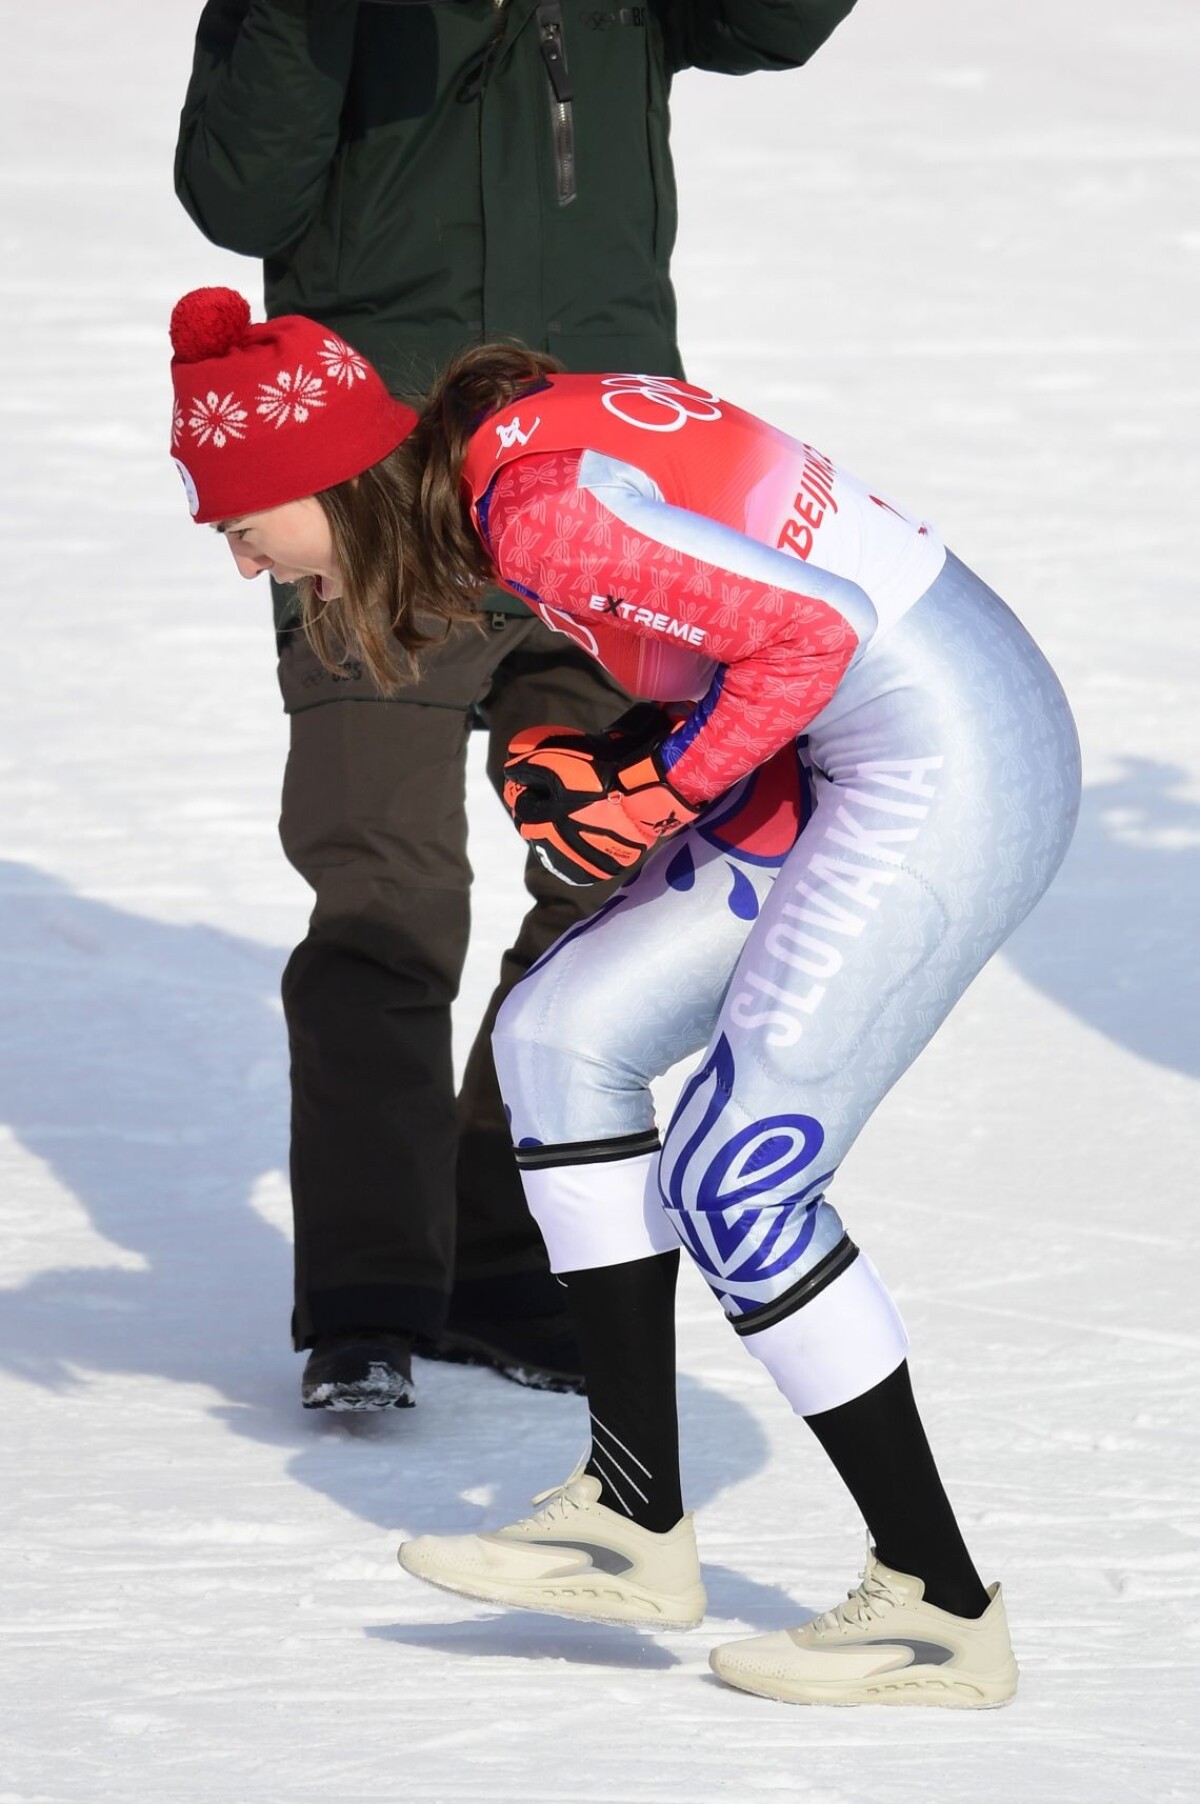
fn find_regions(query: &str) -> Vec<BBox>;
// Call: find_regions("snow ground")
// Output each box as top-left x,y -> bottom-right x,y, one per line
1,2 -> 1198,1799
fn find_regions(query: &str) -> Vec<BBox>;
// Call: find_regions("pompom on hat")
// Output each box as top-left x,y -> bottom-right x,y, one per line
169,287 -> 418,525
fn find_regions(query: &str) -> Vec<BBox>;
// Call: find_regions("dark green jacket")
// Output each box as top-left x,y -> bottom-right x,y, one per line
175,0 -> 856,397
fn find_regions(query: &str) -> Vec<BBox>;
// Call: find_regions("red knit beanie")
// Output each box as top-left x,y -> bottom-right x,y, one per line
169,288 -> 419,525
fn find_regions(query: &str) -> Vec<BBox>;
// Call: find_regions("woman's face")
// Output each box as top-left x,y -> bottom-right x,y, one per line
216,497 -> 342,599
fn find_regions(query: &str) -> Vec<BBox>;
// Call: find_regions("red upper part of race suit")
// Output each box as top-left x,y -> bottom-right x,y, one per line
461,374 -> 946,805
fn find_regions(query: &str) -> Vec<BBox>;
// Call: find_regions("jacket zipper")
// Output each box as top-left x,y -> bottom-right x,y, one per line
456,0 -> 512,104
536,3 -> 576,206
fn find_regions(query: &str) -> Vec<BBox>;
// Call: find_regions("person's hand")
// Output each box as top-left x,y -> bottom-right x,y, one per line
502,703 -> 700,885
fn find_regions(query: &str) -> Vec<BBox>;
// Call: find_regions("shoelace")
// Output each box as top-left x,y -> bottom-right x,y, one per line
518,1457 -> 591,1530
812,1558 -> 904,1638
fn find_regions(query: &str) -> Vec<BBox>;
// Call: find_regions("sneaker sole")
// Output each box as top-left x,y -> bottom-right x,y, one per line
398,1547 -> 705,1629
709,1650 -> 1019,1709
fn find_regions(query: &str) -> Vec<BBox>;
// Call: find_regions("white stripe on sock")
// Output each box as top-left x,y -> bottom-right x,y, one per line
590,1427 -> 650,1505
590,1413 -> 652,1480
589,1452 -> 635,1517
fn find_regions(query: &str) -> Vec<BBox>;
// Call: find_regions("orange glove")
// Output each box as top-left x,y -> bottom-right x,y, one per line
502,703 -> 700,885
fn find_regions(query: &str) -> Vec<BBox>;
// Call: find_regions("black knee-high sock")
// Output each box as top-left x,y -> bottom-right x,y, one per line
805,1362 -> 991,1619
559,1250 -> 683,1534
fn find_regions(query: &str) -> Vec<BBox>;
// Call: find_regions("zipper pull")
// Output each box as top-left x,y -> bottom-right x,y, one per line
538,11 -> 574,104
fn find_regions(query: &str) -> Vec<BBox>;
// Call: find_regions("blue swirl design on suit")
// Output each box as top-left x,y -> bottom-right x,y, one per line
658,1033 -> 841,1316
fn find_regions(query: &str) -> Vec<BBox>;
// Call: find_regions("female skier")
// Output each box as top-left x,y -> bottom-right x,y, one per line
169,288 -> 1080,1707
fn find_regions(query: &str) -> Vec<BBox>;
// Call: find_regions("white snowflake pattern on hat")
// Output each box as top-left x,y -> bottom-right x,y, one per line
171,399 -> 184,449
189,390 -> 249,449
257,367 -> 326,429
318,336 -> 368,387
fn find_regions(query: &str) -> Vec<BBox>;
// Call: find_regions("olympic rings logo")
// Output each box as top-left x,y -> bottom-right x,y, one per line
599,374 -> 724,433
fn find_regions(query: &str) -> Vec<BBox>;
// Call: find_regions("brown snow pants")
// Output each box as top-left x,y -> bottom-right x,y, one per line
277,611 -> 630,1349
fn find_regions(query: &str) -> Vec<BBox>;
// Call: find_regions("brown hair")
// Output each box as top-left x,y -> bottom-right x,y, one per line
299,341 -> 560,693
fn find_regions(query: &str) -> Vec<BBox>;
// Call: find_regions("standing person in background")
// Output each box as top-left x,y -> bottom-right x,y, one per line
173,0 -> 859,1411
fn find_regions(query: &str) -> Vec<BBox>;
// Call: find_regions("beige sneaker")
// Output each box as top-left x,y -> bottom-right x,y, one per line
710,1548 -> 1018,1708
398,1468 -> 706,1628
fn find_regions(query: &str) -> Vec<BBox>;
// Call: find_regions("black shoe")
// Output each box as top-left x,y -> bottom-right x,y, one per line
418,1313 -> 585,1394
300,1330 -> 415,1411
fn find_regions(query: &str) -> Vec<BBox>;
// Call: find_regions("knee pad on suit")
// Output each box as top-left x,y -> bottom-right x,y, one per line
734,1251 -> 909,1416
516,1148 -> 681,1273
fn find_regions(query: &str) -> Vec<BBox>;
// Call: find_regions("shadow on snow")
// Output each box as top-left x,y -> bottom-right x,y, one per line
0,858 -> 786,1623
1001,757 -> 1200,1079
